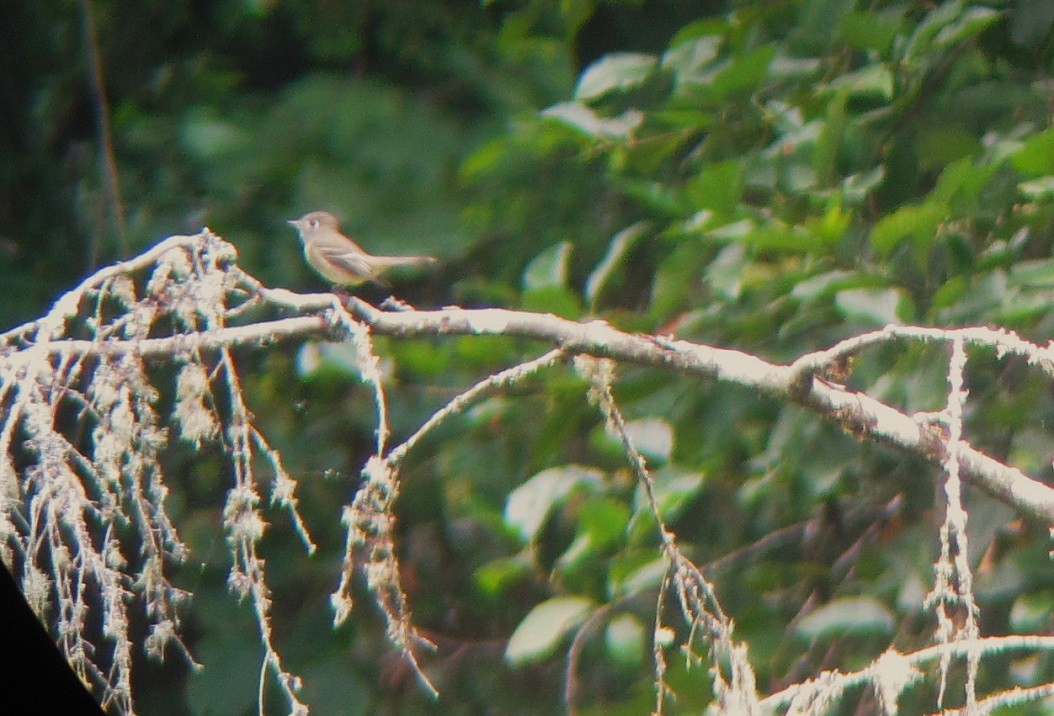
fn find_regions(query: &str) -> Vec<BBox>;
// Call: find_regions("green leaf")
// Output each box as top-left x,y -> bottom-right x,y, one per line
903,1 -> 970,64
522,285 -> 583,319
523,241 -> 572,290
1018,177 -> 1054,200
933,7 -> 1000,48
929,156 -> 1000,206
705,243 -> 746,301
617,178 -> 688,215
476,555 -> 533,596
789,270 -> 861,302
1010,590 -> 1054,631
541,102 -> 644,140
575,53 -> 658,101
834,287 -> 905,326
768,54 -> 822,81
558,0 -> 596,34
839,10 -> 901,53
936,270 -> 1007,323
739,223 -> 813,251
605,613 -> 647,667
795,597 -> 895,640
709,45 -> 776,98
803,202 -> 850,246
685,160 -> 744,216
708,219 -> 754,242
504,465 -> 604,542
394,338 -> 452,376
633,468 -> 705,522
662,35 -> 721,78
917,125 -> 981,169
841,167 -> 885,204
1009,259 -> 1054,289
578,497 -> 631,546
557,497 -> 630,570
827,65 -> 893,101
667,17 -> 727,48
813,90 -> 847,186
505,596 -> 595,663
869,202 -> 946,255
610,554 -> 667,597
586,222 -> 652,309
650,238 -> 708,320
1011,126 -> 1054,177
623,417 -> 674,463
931,275 -> 968,309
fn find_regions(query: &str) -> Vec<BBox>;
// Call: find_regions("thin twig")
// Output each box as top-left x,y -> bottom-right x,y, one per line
79,0 -> 126,257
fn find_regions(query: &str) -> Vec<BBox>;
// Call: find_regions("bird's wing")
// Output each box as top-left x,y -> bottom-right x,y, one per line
316,246 -> 374,278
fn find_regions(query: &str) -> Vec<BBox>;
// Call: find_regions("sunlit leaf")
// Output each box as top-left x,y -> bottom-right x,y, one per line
542,102 -> 644,140
623,418 -> 674,463
795,597 -> 895,640
929,156 -> 1000,206
1011,126 -> 1054,177
523,241 -> 572,290
605,613 -> 646,666
610,555 -> 667,597
1010,590 -> 1054,631
586,222 -> 652,309
1018,177 -> 1054,200
789,270 -> 861,302
505,465 -> 604,542
705,243 -> 746,301
933,7 -> 999,48
632,468 -> 705,522
1009,259 -> 1054,289
575,53 -> 658,100
827,65 -> 893,100
662,35 -> 721,78
842,167 -> 885,204
902,1 -> 970,63
505,596 -> 595,663
835,287 -> 905,326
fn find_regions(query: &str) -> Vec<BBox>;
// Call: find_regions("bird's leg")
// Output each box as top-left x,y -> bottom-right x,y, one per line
330,285 -> 353,307
380,296 -> 415,312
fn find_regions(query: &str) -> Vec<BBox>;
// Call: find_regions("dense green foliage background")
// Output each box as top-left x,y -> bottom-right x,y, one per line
5,0 -> 1054,713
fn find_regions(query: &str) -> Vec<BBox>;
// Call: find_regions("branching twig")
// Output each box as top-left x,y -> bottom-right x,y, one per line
20,258 -> 1054,522
7,230 -> 1054,715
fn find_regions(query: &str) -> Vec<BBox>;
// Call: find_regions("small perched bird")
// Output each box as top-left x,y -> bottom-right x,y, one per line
287,210 -> 437,287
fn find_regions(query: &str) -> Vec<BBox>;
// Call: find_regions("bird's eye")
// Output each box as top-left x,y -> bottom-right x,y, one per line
309,219 -> 319,229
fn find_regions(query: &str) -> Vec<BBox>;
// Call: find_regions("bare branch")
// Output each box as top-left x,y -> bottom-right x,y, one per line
7,230 -> 1054,714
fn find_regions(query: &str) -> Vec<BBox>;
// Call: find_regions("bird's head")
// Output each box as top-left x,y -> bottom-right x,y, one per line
287,211 -> 340,241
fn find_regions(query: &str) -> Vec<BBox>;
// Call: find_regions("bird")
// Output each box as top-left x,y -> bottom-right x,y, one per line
287,211 -> 437,288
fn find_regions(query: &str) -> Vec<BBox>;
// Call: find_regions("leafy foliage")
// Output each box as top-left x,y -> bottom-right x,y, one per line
5,0 -> 1054,713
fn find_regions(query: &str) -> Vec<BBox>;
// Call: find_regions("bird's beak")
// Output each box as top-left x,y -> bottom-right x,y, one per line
287,219 -> 298,227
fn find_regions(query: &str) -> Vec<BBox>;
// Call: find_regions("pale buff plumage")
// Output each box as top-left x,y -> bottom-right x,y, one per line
287,211 -> 436,287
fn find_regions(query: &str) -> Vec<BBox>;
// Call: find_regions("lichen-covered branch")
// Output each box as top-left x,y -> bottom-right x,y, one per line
6,230 -> 1054,714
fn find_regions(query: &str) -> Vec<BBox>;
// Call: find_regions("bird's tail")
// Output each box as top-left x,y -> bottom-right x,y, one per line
368,255 -> 438,271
